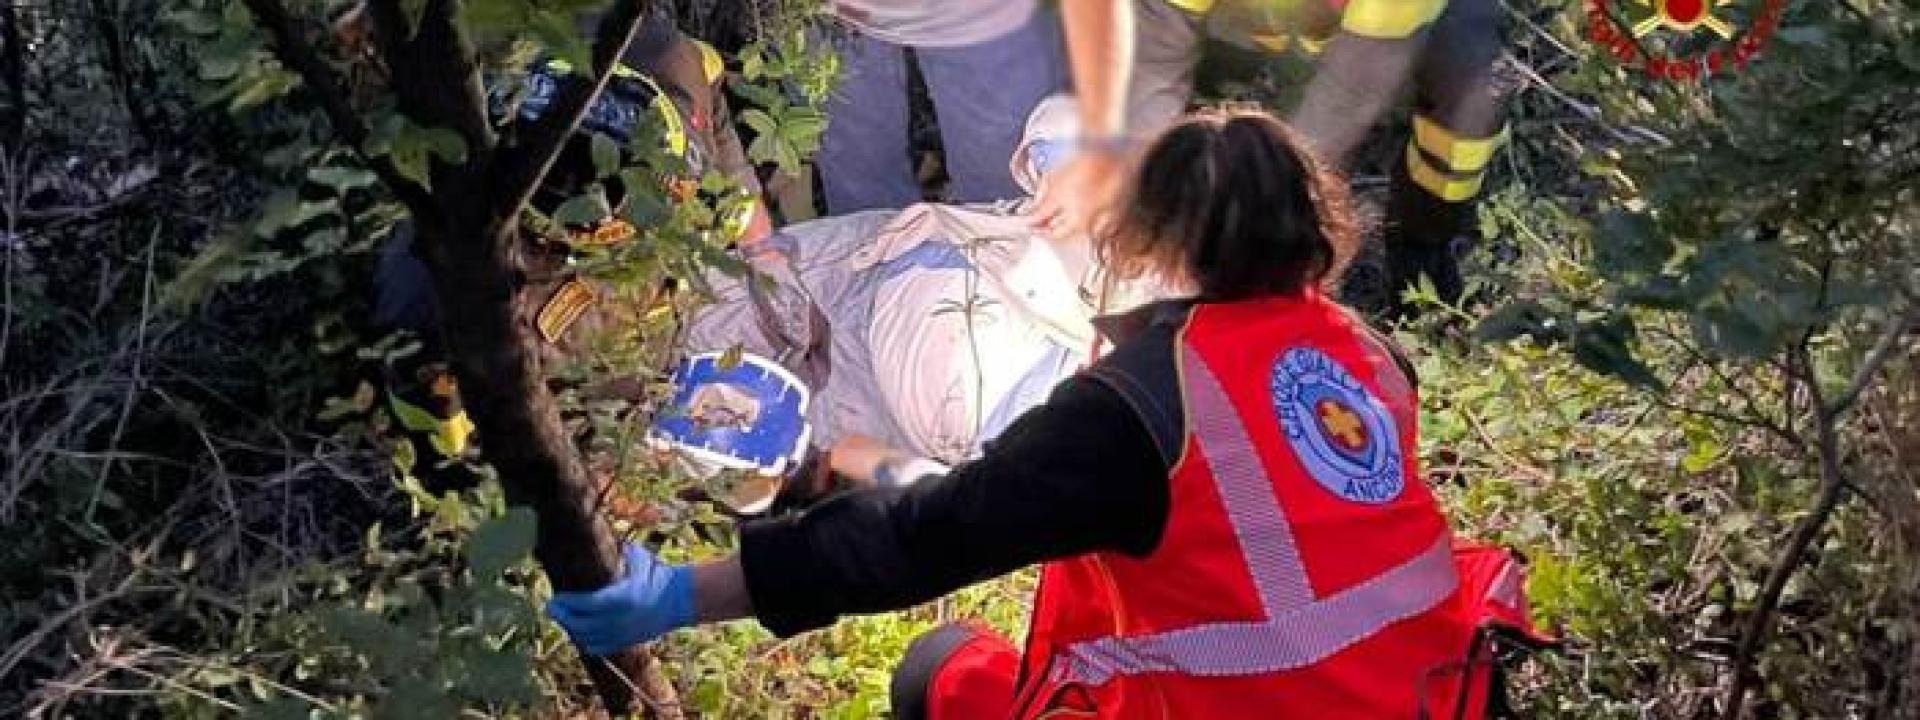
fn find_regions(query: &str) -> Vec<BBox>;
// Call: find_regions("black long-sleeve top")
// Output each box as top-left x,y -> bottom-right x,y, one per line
736,304 -> 1192,638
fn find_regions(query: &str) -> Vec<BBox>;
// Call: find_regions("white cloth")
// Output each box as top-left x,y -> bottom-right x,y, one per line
830,0 -> 1038,48
681,92 -> 1173,464
856,204 -> 1094,462
681,201 -> 1172,464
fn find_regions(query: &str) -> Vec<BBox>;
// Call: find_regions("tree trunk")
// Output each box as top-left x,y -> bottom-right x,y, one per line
427,217 -> 682,717
247,0 -> 683,710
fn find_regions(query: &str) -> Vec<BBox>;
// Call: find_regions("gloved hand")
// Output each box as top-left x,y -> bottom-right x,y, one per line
546,543 -> 696,655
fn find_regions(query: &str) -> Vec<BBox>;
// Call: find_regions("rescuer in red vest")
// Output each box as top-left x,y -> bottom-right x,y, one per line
547,108 -> 1548,718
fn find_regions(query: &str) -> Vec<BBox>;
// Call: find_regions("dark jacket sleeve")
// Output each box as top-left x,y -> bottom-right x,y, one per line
737,375 -> 1172,638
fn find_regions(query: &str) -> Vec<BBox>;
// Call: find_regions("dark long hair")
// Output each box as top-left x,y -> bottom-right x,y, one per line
1097,107 -> 1358,301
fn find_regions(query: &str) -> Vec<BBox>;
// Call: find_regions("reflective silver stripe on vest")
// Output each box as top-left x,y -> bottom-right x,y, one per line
1050,344 -> 1458,687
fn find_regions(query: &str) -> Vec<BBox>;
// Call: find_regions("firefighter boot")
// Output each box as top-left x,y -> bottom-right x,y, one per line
1385,115 -> 1508,320
1383,158 -> 1474,320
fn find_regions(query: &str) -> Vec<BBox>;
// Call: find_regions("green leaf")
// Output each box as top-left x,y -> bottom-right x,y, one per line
456,649 -> 538,704
390,137 -> 432,190
739,46 -> 766,80
699,170 -> 737,195
782,108 -> 828,143
388,394 -> 443,434
553,190 -> 612,226
620,170 -> 670,227
739,108 -> 778,138
318,607 -> 419,673
1690,303 -> 1776,359
1570,315 -> 1663,391
746,133 -> 776,167
459,0 -> 529,32
309,165 -> 379,194
420,126 -> 468,164
772,140 -> 802,175
728,79 -> 787,111
1681,439 -> 1721,473
228,69 -> 300,112
591,132 -> 622,178
1614,274 -> 1695,311
1592,209 -> 1673,279
467,507 -> 537,579
254,190 -> 335,237
1473,300 -> 1563,344
374,118 -> 466,190
166,9 -> 223,35
198,32 -> 255,81
529,11 -> 592,72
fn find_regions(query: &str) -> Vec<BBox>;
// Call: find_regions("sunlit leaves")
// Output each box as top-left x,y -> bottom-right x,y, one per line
730,38 -> 835,175
739,99 -> 826,175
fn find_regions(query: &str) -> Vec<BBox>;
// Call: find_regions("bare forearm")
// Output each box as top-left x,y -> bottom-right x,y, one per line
1062,0 -> 1134,138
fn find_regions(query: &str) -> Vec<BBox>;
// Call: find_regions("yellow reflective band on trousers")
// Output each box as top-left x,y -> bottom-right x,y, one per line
1407,117 -> 1508,202
1340,0 -> 1446,38
1406,143 -> 1484,202
1412,115 -> 1508,173
1168,0 -> 1218,13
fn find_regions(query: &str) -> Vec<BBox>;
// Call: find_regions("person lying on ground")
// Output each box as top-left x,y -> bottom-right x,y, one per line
676,96 -> 1168,473
549,108 -> 1550,718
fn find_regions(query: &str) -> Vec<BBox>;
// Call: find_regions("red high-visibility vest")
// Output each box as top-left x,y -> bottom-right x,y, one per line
1013,293 -> 1480,718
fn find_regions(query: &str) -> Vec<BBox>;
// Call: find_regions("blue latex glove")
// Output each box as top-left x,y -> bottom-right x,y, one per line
546,543 -> 696,655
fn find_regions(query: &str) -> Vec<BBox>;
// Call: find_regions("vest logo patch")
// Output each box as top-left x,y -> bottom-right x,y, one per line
1270,347 -> 1404,504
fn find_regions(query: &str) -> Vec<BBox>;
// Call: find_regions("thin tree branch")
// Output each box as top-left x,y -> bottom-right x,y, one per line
237,0 -> 431,211
488,0 -> 652,227
1721,329 -> 1881,718
1823,303 -> 1918,422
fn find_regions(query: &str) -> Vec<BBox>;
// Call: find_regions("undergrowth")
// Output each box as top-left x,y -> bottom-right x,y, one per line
4,0 -> 1916,717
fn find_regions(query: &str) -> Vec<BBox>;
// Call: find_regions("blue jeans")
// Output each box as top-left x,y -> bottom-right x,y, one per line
817,10 -> 1066,213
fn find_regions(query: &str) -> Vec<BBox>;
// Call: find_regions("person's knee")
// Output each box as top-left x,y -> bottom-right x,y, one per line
890,622 -> 1019,720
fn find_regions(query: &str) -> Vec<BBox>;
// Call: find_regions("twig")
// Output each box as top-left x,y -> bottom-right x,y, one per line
489,0 -> 654,228
0,570 -> 142,681
1823,303 -> 1918,422
1,145 -> 24,375
1503,50 -> 1671,148
1718,305 -> 1913,717
97,657 -> 242,712
1501,1 -> 1578,60
1460,406 -> 1555,484
82,228 -> 159,528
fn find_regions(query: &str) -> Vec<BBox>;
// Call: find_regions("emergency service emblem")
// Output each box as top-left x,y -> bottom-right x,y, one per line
1270,347 -> 1403,504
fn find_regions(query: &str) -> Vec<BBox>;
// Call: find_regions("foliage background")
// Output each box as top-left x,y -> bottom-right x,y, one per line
1,0 -> 1915,717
